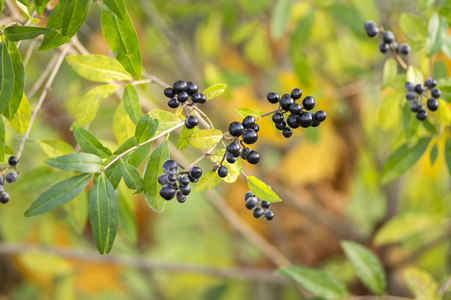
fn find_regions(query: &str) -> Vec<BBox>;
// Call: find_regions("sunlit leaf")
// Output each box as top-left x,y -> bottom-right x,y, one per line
270,0 -> 291,40
194,170 -> 221,192
72,125 -> 112,159
45,153 -> 103,173
399,13 -> 427,41
123,84 -> 141,124
189,129 -> 223,149
247,176 -> 282,202
235,108 -> 263,120
404,268 -> 439,300
37,140 -> 74,157
148,109 -> 181,131
0,42 -> 14,114
177,126 -> 198,150
113,100 -> 135,145
4,42 -> 24,119
210,149 -> 242,183
121,159 -> 143,192
66,55 -> 132,83
134,114 -> 158,144
203,83 -> 227,100
104,0 -> 126,19
4,26 -> 53,42
381,58 -> 398,89
8,94 -> 30,135
426,12 -> 447,56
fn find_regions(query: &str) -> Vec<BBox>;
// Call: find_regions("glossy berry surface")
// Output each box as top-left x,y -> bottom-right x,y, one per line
427,98 -> 439,111
406,92 -> 416,101
226,141 -> 241,155
244,191 -> 254,200
229,121 -> 244,137
245,197 -> 259,210
242,129 -> 258,144
6,172 -> 19,183
178,91 -> 189,102
240,147 -> 250,159
164,87 -> 176,98
263,210 -> 274,221
272,113 -> 284,124
289,103 -> 302,115
178,175 -> 190,186
160,185 -> 176,200
431,88 -> 441,99
191,93 -> 202,103
162,159 -> 178,174
291,88 -> 302,100
280,94 -> 294,110
414,84 -> 424,94
180,185 -> 191,196
399,43 -> 411,55
167,98 -> 180,108
199,94 -> 207,104
226,152 -> 237,164
242,116 -> 256,129
173,80 -> 187,93
410,101 -> 421,112
8,156 -> 18,167
282,127 -> 293,138
217,166 -> 228,178
189,166 -> 203,179
287,114 -> 299,129
299,112 -> 313,128
405,82 -> 415,92
366,26 -> 379,37
382,31 -> 395,44
302,96 -> 315,110
267,92 -> 280,104
0,192 -> 9,204
185,116 -> 198,129
246,151 -> 260,164
417,110 -> 427,121
176,192 -> 186,203
186,82 -> 198,95
253,208 -> 264,218
252,124 -> 259,133
261,201 -> 271,209
167,173 -> 177,183
425,78 -> 437,89
379,42 -> 389,54
275,122 -> 286,130
315,110 -> 327,122
364,20 -> 377,31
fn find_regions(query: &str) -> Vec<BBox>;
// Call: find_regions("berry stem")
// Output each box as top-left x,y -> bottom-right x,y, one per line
192,106 -> 214,128
185,139 -> 222,171
99,121 -> 185,174
261,108 -> 285,118
380,26 -> 408,71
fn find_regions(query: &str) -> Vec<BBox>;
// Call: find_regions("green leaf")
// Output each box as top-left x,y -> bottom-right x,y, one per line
127,142 -> 152,167
404,268 -> 439,300
34,0 -> 50,15
341,241 -> 386,294
120,160 -> 143,192
117,183 -> 137,244
402,101 -> 419,138
15,0 -> 39,23
426,12 -> 447,56
104,0 -> 126,20
64,190 -> 88,234
189,129 -> 223,149
194,170 -> 222,192
0,118 -> 5,162
374,213 -> 441,245
143,140 -> 169,213
399,13 -> 427,41
39,0 -> 91,51
148,109 -> 180,131
75,84 -> 119,127
8,94 -> 30,135
247,176 -> 282,202
277,266 -> 349,299
235,108 -> 263,121
25,173 -> 92,217
4,26 -> 53,42
407,66 -> 424,84
177,126 -> 198,150
430,141 -> 438,165
4,41 -> 24,119
210,149 -> 242,183
104,159 -> 122,189
89,173 -> 118,254
101,5 -> 141,79
37,140 -> 73,157
113,100 -> 135,145
446,139 -> 451,176
66,55 -> 132,83
72,125 -> 112,159
134,114 -> 158,144
0,42 -> 15,114
114,136 -> 137,155
381,137 -> 431,184
0,0 -> 3,14
422,119 -> 437,135
270,0 -> 291,40
45,153 -> 103,173
123,84 -> 141,124
381,58 -> 398,89
203,83 -> 227,100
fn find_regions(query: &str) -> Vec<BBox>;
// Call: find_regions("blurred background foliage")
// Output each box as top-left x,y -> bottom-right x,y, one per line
1,0 -> 451,298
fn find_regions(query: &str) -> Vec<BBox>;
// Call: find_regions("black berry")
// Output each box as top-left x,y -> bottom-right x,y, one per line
425,78 -> 437,89
315,110 -> 327,122
245,197 -> 259,210
226,141 -> 241,156
410,101 -> 421,112
217,166 -> 228,178
280,94 -> 294,110
191,93 -> 202,103
185,116 -> 198,129
0,192 -> 9,204
241,147 -> 251,159
173,80 -> 187,93
158,173 -> 169,185
180,184 -> 191,196
178,91 -> 189,103
176,192 -> 186,203
178,175 -> 190,186
299,112 -> 313,128
246,150 -> 260,164
261,201 -> 270,209
244,191 -> 254,200
164,87 -> 176,98
282,127 -> 293,138
382,31 -> 394,44
242,129 -> 258,144
167,98 -> 180,108
199,93 -> 207,104
189,166 -> 203,179
431,88 -> 441,99
168,173 -> 177,183
226,152 -> 237,164
272,113 -> 285,124
364,20 -> 377,31
427,98 -> 439,111
189,175 -> 199,183
275,122 -> 286,130
379,42 -> 389,54
253,207 -> 264,218
417,110 -> 427,121
229,121 -> 244,137
160,185 -> 176,200
162,159 -> 178,174
414,84 -> 424,94
366,26 -> 379,38
291,88 -> 302,100
252,124 -> 259,132
399,43 -> 411,55
405,82 -> 415,92
186,82 -> 198,95
242,116 -> 256,129
406,91 -> 417,101
263,210 -> 274,221
287,114 -> 299,129
289,103 -> 302,115
267,92 -> 280,104
302,96 -> 315,110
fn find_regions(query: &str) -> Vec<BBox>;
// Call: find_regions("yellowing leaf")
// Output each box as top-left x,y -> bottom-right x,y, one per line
189,129 -> 223,149
8,94 -> 30,135
66,55 -> 132,83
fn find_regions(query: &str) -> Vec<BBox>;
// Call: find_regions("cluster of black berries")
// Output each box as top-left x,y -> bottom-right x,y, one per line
158,159 -> 202,203
404,78 -> 440,121
164,80 -> 207,129
0,156 -> 19,204
224,115 -> 260,175
244,191 -> 274,221
267,88 -> 326,138
364,21 -> 411,55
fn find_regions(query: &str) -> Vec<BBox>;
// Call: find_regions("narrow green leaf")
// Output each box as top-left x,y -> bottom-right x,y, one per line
127,142 -> 152,167
194,170 -> 222,192
426,12 -> 447,56
37,139 -> 73,157
277,266 -> 349,299
134,114 -> 158,144
203,83 -> 227,100
247,176 -> 282,203
15,0 -> 39,22
0,0 -> 4,14
123,84 -> 141,124
341,241 -> 386,294
75,84 -> 119,127
4,41 -> 24,119
89,173 -> 118,254
148,109 -> 180,131
399,13 -> 427,41
113,100 -> 135,145
64,190 -> 88,234
381,58 -> 398,89
45,153 -> 103,173
235,108 -> 263,120
121,159 -> 143,192
422,118 -> 437,135
381,137 -> 431,184
177,126 -> 198,150
189,129 -> 223,149
104,0 -> 126,20
143,140 -> 169,213
34,0 -> 50,15
25,173 -> 92,216
210,149 -> 242,183
0,118 -> 5,162
0,42 -> 15,114
66,55 -> 132,83
104,159 -> 122,189
101,5 -> 141,79
445,139 -> 451,176
8,94 -> 30,135
4,26 -> 53,42
72,125 -> 112,159
270,0 -> 291,40
430,142 -> 438,165
114,136 -> 137,155
404,268 -> 440,300
39,0 -> 91,51
117,183 -> 137,244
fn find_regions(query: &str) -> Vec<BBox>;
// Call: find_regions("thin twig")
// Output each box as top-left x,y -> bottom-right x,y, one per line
99,122 -> 185,173
440,276 -> 451,295
141,74 -> 170,88
22,38 -> 37,68
0,242 -> 290,284
17,44 -> 71,159
27,54 -> 60,99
